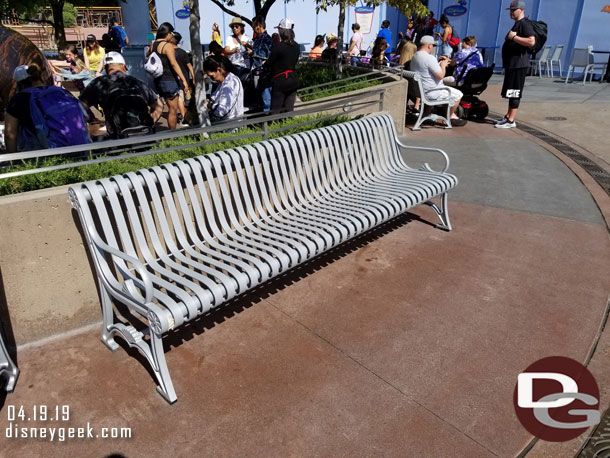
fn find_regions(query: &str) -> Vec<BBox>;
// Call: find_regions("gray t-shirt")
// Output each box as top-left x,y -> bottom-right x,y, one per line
410,50 -> 443,92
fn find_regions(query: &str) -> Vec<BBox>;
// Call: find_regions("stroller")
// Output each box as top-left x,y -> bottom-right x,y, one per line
456,64 -> 495,120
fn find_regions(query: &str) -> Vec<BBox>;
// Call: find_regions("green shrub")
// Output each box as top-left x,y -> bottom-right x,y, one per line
297,63 -> 383,102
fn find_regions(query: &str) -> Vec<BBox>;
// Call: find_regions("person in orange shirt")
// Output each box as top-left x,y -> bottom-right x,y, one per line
309,35 -> 324,59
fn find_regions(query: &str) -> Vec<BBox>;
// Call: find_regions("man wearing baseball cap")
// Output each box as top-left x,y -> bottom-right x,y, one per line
80,52 -> 162,138
410,35 -> 467,127
496,0 -> 535,129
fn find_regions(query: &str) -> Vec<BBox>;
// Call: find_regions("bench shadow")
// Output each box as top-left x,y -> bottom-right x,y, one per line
0,266 -> 18,411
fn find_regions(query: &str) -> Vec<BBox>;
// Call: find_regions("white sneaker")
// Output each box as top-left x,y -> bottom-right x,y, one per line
495,120 -> 517,128
494,116 -> 508,125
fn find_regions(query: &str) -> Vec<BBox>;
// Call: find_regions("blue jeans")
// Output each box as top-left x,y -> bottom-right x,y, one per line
440,43 -> 453,57
350,56 -> 359,66
262,87 -> 271,112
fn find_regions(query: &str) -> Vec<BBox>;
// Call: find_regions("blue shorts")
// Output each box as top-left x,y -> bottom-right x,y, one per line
155,79 -> 179,99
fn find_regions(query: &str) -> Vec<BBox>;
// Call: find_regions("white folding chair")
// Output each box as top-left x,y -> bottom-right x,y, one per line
586,46 -> 608,83
530,46 -> 552,78
546,45 -> 564,77
565,48 -> 593,84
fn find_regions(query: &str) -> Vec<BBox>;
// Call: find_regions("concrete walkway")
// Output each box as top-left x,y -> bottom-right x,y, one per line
1,76 -> 609,458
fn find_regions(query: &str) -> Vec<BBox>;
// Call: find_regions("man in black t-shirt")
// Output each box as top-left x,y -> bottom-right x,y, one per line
496,0 -> 535,129
80,52 -> 163,138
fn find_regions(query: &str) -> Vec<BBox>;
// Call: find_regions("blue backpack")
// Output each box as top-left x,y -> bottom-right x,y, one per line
21,86 -> 91,150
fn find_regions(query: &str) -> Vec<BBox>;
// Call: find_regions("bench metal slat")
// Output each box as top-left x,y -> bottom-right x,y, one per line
210,153 -> 319,261
196,156 -> 301,270
285,133 -> 367,237
162,162 -> 267,288
174,159 -> 279,281
183,157 -> 289,276
222,150 -> 335,253
254,139 -> 355,243
238,144 -> 351,249
136,168 -> 247,309
305,129 -> 392,225
113,174 -> 216,317
85,181 -> 190,327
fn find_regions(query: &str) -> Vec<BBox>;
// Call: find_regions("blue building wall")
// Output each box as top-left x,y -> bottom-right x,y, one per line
155,0 -> 609,75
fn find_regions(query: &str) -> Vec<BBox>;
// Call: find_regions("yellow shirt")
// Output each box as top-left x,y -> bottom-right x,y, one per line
86,47 -> 106,74
212,31 -> 222,46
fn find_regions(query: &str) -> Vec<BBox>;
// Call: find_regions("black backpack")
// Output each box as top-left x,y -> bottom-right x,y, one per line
106,84 -> 155,138
528,19 -> 548,55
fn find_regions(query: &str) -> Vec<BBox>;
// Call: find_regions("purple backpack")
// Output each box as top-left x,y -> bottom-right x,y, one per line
21,86 -> 90,150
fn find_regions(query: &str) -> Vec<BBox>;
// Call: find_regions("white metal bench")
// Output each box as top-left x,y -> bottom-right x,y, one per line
0,326 -> 19,393
69,114 -> 458,403
403,70 -> 453,131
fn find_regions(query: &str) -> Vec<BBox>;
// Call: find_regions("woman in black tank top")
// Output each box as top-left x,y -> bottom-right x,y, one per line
147,22 -> 189,130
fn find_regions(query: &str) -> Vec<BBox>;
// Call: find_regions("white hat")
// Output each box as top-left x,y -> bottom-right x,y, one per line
13,65 -> 30,82
420,35 -> 437,46
103,51 -> 125,66
275,18 -> 294,29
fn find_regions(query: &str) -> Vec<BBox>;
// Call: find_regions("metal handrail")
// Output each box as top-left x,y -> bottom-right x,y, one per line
0,89 -> 386,181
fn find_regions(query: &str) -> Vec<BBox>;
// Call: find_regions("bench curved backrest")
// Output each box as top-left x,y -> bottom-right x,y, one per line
70,114 -> 404,317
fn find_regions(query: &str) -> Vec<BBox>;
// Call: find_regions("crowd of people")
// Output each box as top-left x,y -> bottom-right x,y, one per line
4,17 -> 302,153
4,2 -> 536,153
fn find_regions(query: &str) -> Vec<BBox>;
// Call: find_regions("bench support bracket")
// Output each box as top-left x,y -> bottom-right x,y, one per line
100,283 -> 178,404
425,192 -> 452,231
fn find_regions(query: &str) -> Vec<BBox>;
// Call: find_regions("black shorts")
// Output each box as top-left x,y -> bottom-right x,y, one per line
501,67 -> 528,99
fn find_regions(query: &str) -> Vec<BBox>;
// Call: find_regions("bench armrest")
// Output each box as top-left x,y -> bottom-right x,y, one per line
394,138 -> 451,174
88,230 -> 154,305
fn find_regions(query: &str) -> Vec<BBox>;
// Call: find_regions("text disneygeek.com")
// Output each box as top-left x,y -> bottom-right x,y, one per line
4,405 -> 131,442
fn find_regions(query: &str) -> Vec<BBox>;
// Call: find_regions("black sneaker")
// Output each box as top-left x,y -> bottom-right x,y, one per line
451,118 -> 467,127
495,116 -> 509,125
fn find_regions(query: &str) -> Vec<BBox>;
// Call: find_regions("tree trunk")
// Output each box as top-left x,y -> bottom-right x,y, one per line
50,0 -> 66,53
335,1 -> 346,80
189,0 -> 211,127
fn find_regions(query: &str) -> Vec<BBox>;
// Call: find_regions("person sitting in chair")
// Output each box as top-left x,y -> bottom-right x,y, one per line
445,36 -> 485,87
410,35 -> 467,126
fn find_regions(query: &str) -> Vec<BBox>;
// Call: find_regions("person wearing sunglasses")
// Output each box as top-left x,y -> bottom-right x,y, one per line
224,17 -> 252,80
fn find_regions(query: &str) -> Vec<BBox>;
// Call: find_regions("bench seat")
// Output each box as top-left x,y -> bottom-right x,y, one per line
69,113 -> 458,403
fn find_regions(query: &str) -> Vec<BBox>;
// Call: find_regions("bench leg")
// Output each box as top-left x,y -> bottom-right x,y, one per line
104,319 -> 179,404
0,338 -> 19,393
150,330 -> 178,404
99,282 -> 178,403
100,281 -> 120,352
412,109 -> 425,131
425,192 -> 452,231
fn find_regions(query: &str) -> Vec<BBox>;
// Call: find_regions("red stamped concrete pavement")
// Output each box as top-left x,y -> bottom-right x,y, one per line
1,287 -> 496,458
266,202 -> 610,457
1,199 -> 608,458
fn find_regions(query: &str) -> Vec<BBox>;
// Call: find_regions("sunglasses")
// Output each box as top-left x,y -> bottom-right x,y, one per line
231,25 -> 242,29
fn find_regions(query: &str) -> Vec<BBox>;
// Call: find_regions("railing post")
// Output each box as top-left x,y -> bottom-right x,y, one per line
263,121 -> 269,141
379,89 -> 385,111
